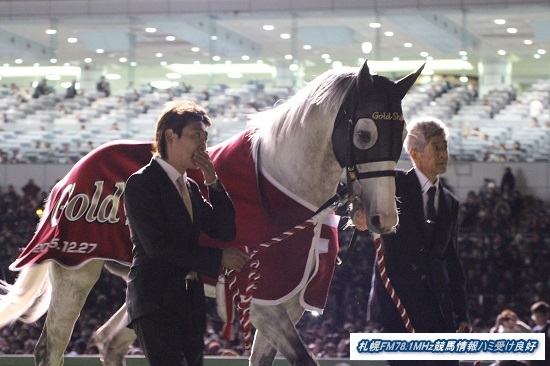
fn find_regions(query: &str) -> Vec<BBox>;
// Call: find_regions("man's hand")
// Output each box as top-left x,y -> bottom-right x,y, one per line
193,149 -> 217,184
222,248 -> 250,272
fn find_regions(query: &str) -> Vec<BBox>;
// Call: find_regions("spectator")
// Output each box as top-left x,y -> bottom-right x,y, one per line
459,190 -> 481,230
32,78 -> 51,99
96,76 -> 111,97
489,309 -> 532,366
21,179 -> 41,202
490,309 -> 531,333
65,80 -> 78,99
500,167 -> 516,194
530,301 -> 550,366
529,98 -> 544,119
508,141 -> 527,162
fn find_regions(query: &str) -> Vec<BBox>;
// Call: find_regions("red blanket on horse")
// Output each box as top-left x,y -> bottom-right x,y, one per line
190,130 -> 340,312
11,140 -> 152,270
12,131 -> 339,312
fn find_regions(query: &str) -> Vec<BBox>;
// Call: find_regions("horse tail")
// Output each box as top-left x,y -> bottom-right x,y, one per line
0,262 -> 51,327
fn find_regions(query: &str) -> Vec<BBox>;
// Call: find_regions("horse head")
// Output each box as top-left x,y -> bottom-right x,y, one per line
332,60 -> 424,234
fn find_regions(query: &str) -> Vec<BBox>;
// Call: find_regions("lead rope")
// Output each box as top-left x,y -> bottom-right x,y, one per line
373,233 -> 415,333
375,234 -> 483,366
224,199 -> 345,350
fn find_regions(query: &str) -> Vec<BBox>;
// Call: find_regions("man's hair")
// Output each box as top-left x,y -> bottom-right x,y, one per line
404,117 -> 449,153
153,100 -> 211,158
531,301 -> 550,314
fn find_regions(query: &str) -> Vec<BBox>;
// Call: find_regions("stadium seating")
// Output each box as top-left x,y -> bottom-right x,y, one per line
1,78 -> 549,164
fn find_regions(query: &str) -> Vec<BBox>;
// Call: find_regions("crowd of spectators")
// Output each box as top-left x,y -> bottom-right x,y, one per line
0,166 -> 548,360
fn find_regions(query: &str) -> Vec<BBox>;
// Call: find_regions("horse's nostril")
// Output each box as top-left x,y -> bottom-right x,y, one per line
371,215 -> 381,229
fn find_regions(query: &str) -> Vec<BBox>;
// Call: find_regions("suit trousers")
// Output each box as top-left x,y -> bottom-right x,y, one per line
131,280 -> 206,366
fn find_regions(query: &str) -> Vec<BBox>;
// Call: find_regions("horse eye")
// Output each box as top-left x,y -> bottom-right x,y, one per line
353,118 -> 377,150
358,130 -> 371,142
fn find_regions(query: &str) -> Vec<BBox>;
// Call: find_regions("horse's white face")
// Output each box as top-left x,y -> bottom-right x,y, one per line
348,161 -> 398,233
346,122 -> 408,234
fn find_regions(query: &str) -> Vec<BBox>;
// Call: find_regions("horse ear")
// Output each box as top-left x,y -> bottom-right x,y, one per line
395,63 -> 425,100
357,59 -> 374,91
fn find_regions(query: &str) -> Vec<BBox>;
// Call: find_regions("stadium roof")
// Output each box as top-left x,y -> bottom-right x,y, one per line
0,0 -> 548,84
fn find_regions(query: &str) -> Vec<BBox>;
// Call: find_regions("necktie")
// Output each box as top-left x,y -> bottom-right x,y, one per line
426,186 -> 437,224
425,185 -> 437,244
176,176 -> 193,221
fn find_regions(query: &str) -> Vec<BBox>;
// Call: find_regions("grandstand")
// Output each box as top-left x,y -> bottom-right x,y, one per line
402,78 -> 550,162
1,76 -> 549,166
0,83 -> 282,164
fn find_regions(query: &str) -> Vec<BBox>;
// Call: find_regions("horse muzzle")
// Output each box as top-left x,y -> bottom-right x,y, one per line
349,197 -> 396,234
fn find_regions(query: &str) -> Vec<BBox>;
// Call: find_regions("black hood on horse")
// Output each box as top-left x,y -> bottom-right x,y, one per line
332,61 -> 425,168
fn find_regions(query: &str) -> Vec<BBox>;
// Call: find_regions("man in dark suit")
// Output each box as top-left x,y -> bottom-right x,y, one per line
367,117 -> 470,366
124,100 -> 249,366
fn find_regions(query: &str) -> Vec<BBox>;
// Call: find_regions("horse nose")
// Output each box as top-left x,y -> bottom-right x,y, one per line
371,215 -> 381,230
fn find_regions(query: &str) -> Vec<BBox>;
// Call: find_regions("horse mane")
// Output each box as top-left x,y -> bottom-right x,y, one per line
248,66 -> 358,149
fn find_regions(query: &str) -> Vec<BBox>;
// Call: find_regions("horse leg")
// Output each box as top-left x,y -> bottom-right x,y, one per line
249,294 -> 318,366
92,304 -> 136,366
35,260 -> 104,366
249,331 -> 278,366
91,261 -> 136,366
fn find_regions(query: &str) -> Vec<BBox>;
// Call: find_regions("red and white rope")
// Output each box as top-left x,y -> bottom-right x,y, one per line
373,233 -> 415,333
225,205 -> 337,350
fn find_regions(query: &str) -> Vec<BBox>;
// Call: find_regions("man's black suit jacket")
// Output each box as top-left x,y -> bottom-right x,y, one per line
368,168 -> 468,333
124,158 -> 236,326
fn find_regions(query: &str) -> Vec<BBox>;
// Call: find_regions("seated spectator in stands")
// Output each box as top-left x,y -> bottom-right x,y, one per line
490,309 -> 531,333
511,141 -> 525,152
529,98 -> 544,119
2,112 -> 10,124
488,143 -> 508,162
489,309 -> 532,366
96,76 -> 111,97
21,179 -> 41,202
481,133 -> 494,147
65,80 -> 78,99
460,190 -> 481,229
32,78 -> 51,99
10,83 -> 20,95
531,301 -> 550,332
8,148 -> 24,163
56,104 -> 68,118
530,301 -> 550,366
0,148 -> 7,163
508,141 -> 527,161
201,87 -> 210,101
